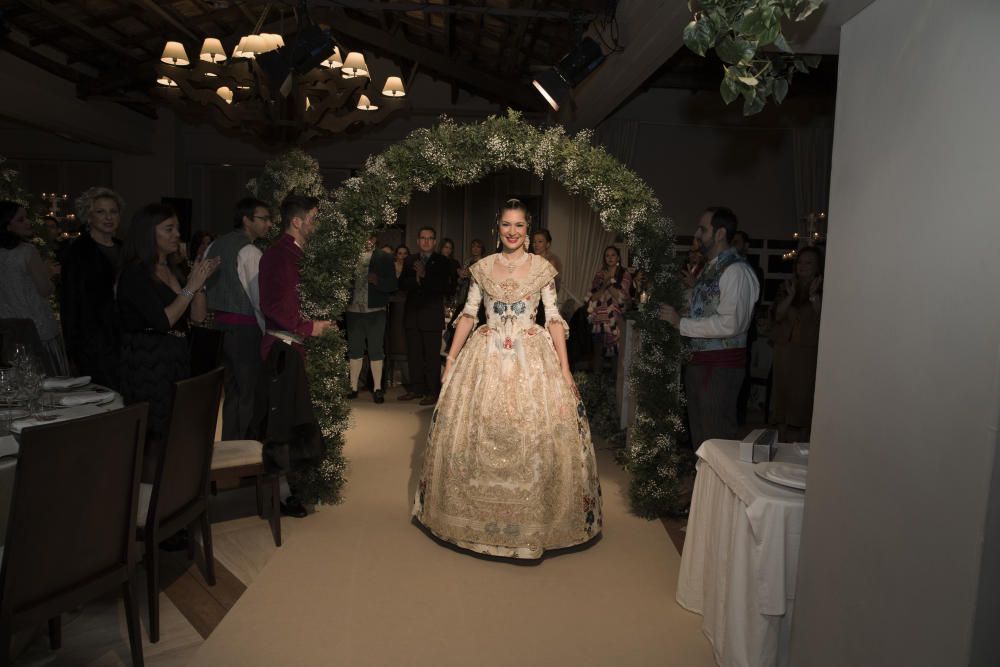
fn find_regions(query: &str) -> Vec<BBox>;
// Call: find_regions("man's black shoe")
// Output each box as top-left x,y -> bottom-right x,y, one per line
346,390 -> 358,399
280,496 -> 308,518
419,395 -> 438,406
373,389 -> 385,404
398,392 -> 422,401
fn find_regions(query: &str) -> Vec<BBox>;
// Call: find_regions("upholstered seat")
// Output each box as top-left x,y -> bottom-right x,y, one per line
136,483 -> 153,529
211,440 -> 263,470
209,439 -> 281,547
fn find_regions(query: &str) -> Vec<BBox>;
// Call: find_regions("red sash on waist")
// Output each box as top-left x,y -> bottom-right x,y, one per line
690,348 -> 746,368
214,311 -> 258,326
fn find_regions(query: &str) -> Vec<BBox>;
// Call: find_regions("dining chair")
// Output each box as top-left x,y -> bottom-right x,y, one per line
137,367 -> 223,643
0,404 -> 148,667
210,439 -> 282,547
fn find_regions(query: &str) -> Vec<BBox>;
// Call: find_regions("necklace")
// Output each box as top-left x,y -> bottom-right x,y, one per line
497,252 -> 530,274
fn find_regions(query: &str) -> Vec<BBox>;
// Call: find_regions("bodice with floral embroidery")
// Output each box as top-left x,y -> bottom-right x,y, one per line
462,254 -> 567,343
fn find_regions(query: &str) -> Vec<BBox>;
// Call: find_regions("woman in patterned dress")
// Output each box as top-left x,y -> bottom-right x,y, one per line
587,245 -> 632,373
412,198 -> 602,559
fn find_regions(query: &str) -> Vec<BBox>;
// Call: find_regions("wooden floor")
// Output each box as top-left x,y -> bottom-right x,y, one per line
12,490 -> 289,667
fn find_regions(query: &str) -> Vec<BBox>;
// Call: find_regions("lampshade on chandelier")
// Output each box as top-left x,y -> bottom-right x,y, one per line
153,5 -> 407,145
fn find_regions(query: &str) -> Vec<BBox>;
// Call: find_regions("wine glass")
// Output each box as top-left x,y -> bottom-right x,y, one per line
9,344 -> 30,373
0,366 -> 14,407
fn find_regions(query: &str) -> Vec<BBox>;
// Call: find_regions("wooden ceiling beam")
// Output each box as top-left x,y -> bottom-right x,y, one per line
309,1 -> 597,20
14,0 -> 142,61
506,1 -> 535,76
325,9 -> 543,110
0,34 -> 97,85
127,0 -> 202,41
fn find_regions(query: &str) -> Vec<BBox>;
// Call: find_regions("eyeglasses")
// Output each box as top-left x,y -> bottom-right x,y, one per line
253,215 -> 272,222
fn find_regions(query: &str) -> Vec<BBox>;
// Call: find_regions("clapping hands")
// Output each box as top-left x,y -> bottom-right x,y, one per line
186,256 -> 221,292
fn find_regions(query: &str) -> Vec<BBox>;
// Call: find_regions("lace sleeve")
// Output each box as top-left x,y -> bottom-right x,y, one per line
541,279 -> 569,339
455,276 -> 483,326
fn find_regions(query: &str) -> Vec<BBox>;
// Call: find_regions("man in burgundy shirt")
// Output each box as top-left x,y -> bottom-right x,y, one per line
257,194 -> 333,518
259,195 -> 334,360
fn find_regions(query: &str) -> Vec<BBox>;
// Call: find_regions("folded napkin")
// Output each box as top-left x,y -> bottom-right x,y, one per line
42,376 -> 91,391
11,405 -> 106,434
57,391 -> 112,407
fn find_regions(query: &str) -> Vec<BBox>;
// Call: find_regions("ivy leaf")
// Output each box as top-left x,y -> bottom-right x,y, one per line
738,74 -> 760,86
720,75 -> 741,105
716,36 -> 755,65
774,77 -> 790,103
743,90 -> 768,115
738,7 -> 766,35
792,58 -> 810,73
683,18 -> 714,57
802,54 -> 822,68
794,0 -> 823,21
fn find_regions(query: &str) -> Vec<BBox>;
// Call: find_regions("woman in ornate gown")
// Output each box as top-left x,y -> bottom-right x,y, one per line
412,198 -> 602,559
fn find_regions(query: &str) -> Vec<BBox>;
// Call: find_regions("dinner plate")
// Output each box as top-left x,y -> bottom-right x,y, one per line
754,462 -> 808,491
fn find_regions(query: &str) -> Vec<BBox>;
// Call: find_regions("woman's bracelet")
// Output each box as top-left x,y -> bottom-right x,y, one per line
180,287 -> 195,299
446,353 -> 457,363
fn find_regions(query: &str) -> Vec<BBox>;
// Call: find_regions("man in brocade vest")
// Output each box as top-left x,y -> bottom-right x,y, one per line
204,197 -> 271,440
659,206 -> 760,450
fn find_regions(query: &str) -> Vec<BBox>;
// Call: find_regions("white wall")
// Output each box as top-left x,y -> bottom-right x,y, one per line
790,1 -> 1000,665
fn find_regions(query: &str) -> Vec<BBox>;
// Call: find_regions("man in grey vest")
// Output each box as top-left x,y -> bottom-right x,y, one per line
205,197 -> 272,439
346,233 -> 398,403
659,207 -> 760,449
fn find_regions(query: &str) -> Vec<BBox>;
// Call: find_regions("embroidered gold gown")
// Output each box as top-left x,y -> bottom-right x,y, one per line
412,254 -> 603,558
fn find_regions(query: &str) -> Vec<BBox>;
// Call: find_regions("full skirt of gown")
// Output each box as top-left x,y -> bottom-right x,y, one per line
412,256 -> 602,558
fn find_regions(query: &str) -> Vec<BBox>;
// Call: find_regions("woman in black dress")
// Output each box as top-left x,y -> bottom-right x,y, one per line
61,187 -> 125,387
116,203 -> 220,447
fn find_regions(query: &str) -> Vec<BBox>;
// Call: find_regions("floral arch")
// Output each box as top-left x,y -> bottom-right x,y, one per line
252,110 -> 692,517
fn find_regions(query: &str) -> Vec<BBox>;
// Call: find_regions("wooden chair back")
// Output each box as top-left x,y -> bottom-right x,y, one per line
146,368 -> 223,531
0,404 -> 148,625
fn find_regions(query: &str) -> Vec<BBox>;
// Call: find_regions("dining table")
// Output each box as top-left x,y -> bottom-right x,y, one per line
675,438 -> 808,667
0,382 -> 124,544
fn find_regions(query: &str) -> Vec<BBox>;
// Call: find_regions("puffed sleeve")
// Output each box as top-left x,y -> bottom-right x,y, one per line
456,277 -> 482,325
541,279 -> 569,339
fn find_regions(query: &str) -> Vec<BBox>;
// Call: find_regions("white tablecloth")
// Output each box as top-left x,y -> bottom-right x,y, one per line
676,439 -> 806,667
0,390 -> 123,544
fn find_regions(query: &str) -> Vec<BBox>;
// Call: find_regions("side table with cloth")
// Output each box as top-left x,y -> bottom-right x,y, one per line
676,439 -> 806,667
0,387 -> 124,544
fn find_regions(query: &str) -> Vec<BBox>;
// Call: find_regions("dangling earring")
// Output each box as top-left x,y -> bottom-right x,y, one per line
524,226 -> 531,252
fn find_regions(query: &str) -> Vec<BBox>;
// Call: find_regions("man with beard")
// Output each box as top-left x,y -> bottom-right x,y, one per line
658,207 -> 759,449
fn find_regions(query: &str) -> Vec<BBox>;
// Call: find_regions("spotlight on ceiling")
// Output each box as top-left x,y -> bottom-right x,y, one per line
532,36 -> 605,112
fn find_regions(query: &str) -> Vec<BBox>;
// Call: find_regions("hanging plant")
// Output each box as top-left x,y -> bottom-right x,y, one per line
683,0 -> 824,115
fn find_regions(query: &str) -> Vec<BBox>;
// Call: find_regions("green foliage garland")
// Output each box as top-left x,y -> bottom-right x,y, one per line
256,111 -> 693,515
684,0 -> 824,115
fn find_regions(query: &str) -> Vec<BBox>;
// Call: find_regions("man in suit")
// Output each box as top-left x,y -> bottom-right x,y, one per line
346,233 -> 398,403
399,225 -> 456,406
